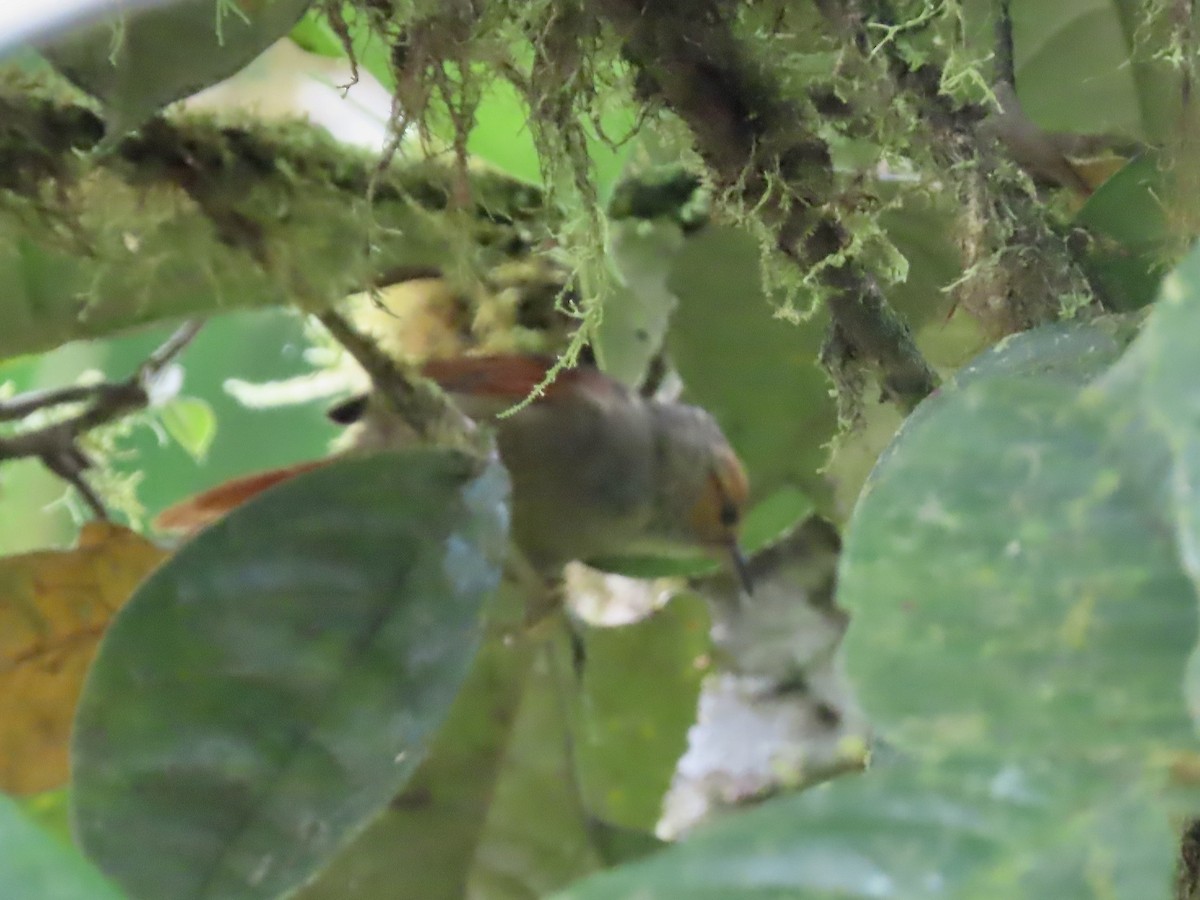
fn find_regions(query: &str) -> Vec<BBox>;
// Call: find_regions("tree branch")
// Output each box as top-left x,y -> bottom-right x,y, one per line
0,71 -> 552,362
589,0 -> 939,411
845,1 -> 1101,331
0,320 -> 203,517
316,310 -> 483,454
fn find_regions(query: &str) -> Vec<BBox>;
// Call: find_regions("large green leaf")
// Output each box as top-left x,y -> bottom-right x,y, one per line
43,0 -> 314,137
71,450 -> 509,900
1100,251 -> 1200,606
844,373 -> 1195,761
839,295 -> 1196,766
555,758 -> 1029,900
824,252 -> 1200,892
557,755 -> 1179,900
0,792 -> 124,900
299,585 -> 535,900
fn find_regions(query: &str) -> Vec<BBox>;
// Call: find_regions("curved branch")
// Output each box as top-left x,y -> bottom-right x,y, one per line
0,72 -> 552,361
590,0 -> 939,410
0,320 -> 202,516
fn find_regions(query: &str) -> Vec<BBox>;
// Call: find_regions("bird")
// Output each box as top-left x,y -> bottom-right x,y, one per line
157,353 -> 752,592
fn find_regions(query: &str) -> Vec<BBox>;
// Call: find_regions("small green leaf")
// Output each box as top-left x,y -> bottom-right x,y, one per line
1074,154 -> 1176,310
592,486 -> 814,581
289,8 -> 346,57
0,793 -> 124,900
159,396 -> 217,463
71,450 -> 509,900
738,486 -> 815,554
17,789 -> 72,849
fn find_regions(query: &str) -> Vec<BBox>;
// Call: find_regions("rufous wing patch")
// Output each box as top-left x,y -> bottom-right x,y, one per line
421,354 -> 612,402
154,459 -> 329,535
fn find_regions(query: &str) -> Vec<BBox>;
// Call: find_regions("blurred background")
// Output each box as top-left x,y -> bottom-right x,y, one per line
0,38 -> 394,555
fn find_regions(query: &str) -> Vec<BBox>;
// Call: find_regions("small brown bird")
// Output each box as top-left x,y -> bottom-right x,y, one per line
158,354 -> 752,590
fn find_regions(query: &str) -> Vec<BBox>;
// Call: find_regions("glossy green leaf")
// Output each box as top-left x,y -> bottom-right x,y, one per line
159,396 -> 217,463
464,75 -> 544,186
0,792 -> 124,900
738,486 -> 816,554
71,450 -> 509,900
288,4 -> 393,92
289,8 -> 346,58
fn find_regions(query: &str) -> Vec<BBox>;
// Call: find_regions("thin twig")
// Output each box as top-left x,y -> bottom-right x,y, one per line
316,310 -> 483,454
0,320 -> 204,518
0,385 -> 110,423
144,320 -> 205,377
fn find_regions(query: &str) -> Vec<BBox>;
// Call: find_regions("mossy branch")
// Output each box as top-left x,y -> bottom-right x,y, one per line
0,71 -> 551,362
0,320 -> 202,517
590,0 -> 940,411
848,1 -> 1100,331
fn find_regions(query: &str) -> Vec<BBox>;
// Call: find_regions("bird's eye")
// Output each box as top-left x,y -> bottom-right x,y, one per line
718,500 -> 740,527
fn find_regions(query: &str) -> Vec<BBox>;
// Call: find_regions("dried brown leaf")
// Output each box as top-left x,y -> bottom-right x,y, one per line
0,522 -> 166,794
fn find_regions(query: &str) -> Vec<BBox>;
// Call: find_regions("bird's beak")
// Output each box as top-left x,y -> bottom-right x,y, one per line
729,543 -> 753,596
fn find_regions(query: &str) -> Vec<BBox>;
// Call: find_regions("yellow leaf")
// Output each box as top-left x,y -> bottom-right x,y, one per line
0,522 -> 166,794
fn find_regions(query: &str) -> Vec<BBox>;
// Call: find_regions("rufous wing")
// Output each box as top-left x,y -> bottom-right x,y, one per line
156,356 -> 609,534
422,354 -> 616,406
154,459 -> 330,535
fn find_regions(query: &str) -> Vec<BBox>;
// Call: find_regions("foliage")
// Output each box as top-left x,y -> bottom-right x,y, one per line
0,523 -> 166,795
1,1 -> 1200,899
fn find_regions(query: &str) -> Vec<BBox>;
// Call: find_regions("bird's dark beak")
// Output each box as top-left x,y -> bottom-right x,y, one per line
729,543 -> 753,596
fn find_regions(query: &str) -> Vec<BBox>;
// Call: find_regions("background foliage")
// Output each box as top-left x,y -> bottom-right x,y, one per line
3,1 -> 1200,899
